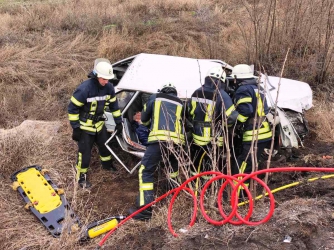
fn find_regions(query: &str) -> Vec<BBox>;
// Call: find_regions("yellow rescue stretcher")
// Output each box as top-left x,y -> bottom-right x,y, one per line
11,165 -> 80,237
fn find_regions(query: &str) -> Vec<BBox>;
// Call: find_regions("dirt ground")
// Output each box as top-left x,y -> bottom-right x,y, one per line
76,133 -> 334,250
2,122 -> 334,250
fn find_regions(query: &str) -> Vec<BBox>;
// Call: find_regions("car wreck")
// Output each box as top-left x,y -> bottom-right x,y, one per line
103,53 -> 313,173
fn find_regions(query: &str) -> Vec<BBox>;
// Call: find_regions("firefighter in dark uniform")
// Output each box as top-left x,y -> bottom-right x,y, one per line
129,83 -> 185,220
188,66 -> 239,175
68,58 -> 123,188
231,64 -> 272,194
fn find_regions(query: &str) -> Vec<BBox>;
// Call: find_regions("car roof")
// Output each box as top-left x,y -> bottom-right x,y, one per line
262,75 -> 313,112
113,53 -> 312,113
115,53 -> 232,99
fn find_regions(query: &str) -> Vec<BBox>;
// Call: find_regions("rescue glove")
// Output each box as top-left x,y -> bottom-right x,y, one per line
115,123 -> 123,135
72,127 -> 82,141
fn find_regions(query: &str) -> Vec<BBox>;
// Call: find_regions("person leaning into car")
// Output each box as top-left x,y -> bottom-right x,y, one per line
187,66 -> 239,175
230,64 -> 272,196
67,58 -> 123,188
128,83 -> 186,220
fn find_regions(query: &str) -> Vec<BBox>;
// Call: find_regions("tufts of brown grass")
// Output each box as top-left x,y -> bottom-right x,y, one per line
306,92 -> 334,143
0,32 -> 98,128
1,0 -> 331,129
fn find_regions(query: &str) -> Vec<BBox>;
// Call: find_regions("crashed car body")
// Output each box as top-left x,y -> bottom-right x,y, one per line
104,53 -> 312,173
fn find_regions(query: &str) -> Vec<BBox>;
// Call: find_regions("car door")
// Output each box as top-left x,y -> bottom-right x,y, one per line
104,90 -> 136,132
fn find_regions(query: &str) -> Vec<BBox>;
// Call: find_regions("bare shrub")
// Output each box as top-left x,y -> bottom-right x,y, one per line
236,0 -> 333,86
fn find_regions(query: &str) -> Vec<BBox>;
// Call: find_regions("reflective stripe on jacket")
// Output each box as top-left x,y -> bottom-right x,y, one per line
141,92 -> 185,145
68,72 -> 121,134
234,78 -> 272,142
188,77 -> 238,146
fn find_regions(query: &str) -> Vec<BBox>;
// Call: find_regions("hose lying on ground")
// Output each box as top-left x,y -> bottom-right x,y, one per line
97,166 -> 334,248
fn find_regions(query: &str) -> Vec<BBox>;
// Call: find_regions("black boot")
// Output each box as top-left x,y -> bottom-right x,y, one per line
128,207 -> 152,221
78,173 -> 92,188
102,162 -> 117,172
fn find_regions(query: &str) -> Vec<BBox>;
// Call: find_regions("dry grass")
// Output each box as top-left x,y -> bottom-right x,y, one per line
0,0 -> 333,249
0,0 -> 332,129
306,92 -> 334,142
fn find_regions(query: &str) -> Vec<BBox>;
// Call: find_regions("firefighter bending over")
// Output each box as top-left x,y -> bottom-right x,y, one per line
187,66 -> 239,175
129,83 -> 186,220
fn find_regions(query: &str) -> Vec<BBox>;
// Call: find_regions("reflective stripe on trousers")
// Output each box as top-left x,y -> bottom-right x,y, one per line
76,126 -> 112,173
136,142 -> 179,207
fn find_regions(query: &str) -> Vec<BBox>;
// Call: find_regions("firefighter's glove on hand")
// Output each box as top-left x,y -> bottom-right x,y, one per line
115,123 -> 123,135
72,128 -> 82,141
266,112 -> 280,126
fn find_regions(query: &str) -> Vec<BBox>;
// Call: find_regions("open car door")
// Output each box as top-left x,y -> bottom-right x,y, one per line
105,91 -> 147,174
104,54 -> 226,173
105,119 -> 146,174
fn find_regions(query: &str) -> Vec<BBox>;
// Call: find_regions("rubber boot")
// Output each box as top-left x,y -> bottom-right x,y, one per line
78,173 -> 92,188
102,162 -> 117,172
128,206 -> 152,221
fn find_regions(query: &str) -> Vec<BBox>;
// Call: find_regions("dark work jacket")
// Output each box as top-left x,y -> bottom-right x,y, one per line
187,77 -> 239,146
234,78 -> 272,143
68,72 -> 121,134
141,92 -> 185,145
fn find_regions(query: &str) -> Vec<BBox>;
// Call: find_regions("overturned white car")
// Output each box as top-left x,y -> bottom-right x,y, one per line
104,53 -> 312,173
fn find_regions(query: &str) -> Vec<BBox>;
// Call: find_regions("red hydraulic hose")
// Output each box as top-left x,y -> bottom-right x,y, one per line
97,166 -> 334,249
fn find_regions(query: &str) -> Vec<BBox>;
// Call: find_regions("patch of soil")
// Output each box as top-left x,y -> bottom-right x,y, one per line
87,135 -> 334,250
8,131 -> 330,250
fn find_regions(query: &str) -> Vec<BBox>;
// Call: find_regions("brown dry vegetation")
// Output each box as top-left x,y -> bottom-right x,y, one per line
0,0 -> 333,249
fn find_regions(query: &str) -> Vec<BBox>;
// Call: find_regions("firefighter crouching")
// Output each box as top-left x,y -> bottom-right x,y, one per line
129,83 -> 186,220
187,66 -> 239,176
231,64 -> 273,195
68,58 -> 123,188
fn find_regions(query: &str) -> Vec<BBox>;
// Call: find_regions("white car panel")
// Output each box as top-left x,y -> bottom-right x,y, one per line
263,75 -> 313,113
116,53 -> 222,99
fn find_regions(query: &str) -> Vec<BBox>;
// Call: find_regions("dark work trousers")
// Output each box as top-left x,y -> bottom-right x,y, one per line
191,143 -> 223,175
136,142 -> 179,207
76,126 -> 112,174
232,140 -> 270,176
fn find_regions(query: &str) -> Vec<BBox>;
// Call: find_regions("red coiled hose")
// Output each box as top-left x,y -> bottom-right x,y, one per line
97,166 -> 334,248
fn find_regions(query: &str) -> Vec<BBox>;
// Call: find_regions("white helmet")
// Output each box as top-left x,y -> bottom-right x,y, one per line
207,66 -> 226,82
159,82 -> 177,94
93,58 -> 115,80
232,64 -> 255,79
